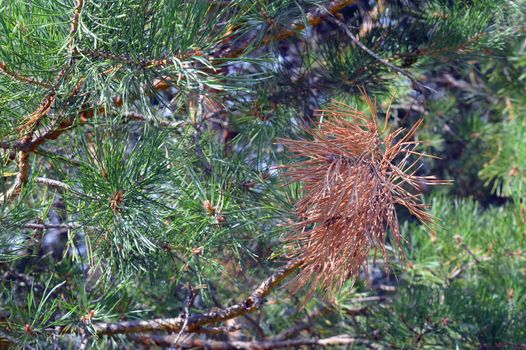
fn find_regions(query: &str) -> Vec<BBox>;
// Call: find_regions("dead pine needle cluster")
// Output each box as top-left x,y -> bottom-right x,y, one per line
279,92 -> 446,298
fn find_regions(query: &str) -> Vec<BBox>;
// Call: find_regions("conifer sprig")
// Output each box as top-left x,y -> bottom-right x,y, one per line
280,92 -> 445,298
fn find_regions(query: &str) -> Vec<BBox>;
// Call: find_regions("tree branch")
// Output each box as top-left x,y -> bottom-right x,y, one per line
130,333 -> 376,349
327,16 -> 436,92
83,259 -> 302,336
2,1 -> 360,155
216,0 -> 360,58
124,111 -> 185,129
34,177 -> 71,191
0,62 -> 52,89
22,222 -> 81,230
0,136 -> 32,204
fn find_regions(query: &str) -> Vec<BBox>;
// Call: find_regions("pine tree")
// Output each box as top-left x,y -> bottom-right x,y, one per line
1,0 -> 524,349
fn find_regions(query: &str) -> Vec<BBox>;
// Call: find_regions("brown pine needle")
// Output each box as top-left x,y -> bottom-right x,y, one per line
279,91 -> 445,299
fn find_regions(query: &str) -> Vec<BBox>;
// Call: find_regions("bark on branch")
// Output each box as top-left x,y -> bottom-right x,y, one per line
87,259 -> 302,336
130,333 -> 376,349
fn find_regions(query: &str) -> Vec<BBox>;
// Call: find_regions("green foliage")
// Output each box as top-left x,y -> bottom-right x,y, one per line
479,113 -> 526,197
65,126 -> 173,275
1,0 -> 525,349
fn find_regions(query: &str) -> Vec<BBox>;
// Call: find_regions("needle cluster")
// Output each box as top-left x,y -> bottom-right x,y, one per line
280,93 -> 443,298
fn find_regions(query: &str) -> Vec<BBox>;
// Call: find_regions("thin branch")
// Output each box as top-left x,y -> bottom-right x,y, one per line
17,93 -> 57,132
18,0 -> 84,132
0,175 -> 71,205
34,177 -> 71,191
131,333 -> 376,349
0,136 -> 32,204
216,0 -> 360,58
23,222 -> 81,230
0,330 -> 36,350
67,0 -> 84,53
80,259 -> 302,336
0,61 -> 52,89
327,16 -> 436,92
124,111 -> 185,129
172,286 -> 198,347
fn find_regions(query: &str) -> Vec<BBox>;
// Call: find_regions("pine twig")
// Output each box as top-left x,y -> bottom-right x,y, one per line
23,222 -> 81,230
216,0 -> 360,58
124,111 -> 186,129
172,286 -> 198,347
67,0 -> 84,53
327,16 -> 436,93
1,1 -> 362,155
80,259 -> 302,336
34,177 -> 71,191
0,136 -> 32,204
0,61 -> 52,89
130,333 -> 377,349
0,330 -> 36,350
18,0 -> 84,132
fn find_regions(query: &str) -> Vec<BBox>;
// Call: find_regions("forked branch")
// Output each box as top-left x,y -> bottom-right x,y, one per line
86,259 -> 302,336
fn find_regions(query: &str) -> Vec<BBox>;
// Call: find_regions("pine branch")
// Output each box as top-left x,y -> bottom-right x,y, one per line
34,177 -> 71,191
124,112 -> 185,129
22,222 -> 81,230
129,333 -> 378,349
17,0 -> 84,133
0,61 -> 52,89
216,0 -> 360,58
326,16 -> 435,92
1,1 -> 362,156
172,286 -> 198,347
67,0 -> 84,54
0,136 -> 32,204
67,259 -> 303,336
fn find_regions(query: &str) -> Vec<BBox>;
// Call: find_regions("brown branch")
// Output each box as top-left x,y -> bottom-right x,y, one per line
0,61 -> 52,89
131,333 -> 375,349
17,93 -> 57,132
0,166 -> 70,205
34,177 -> 71,191
124,111 -> 185,128
82,259 -> 302,336
2,105 -> 181,154
326,16 -> 436,92
14,147 -> 31,195
2,0 -> 360,155
23,223 -> 81,230
217,0 -> 360,58
1,136 -> 32,204
20,104 -> 105,153
67,0 -> 84,53
17,0 -> 84,132
172,286 -> 198,347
